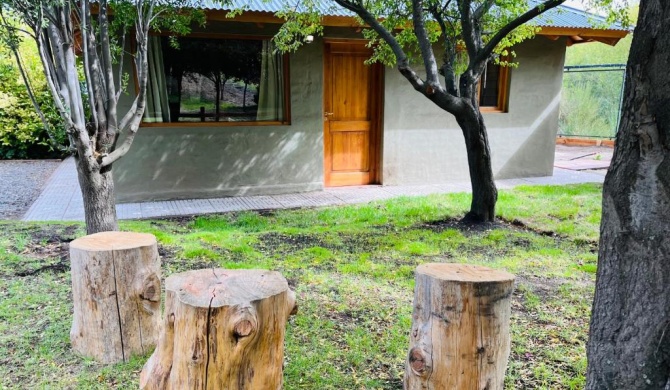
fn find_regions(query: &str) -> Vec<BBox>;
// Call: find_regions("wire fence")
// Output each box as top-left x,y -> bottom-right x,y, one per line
558,64 -> 626,140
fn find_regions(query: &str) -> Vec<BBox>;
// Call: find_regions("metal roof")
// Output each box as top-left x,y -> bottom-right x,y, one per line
195,0 -> 626,31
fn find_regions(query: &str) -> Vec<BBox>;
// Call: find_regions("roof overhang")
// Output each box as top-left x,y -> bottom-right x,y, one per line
207,10 -> 628,46
538,26 -> 628,46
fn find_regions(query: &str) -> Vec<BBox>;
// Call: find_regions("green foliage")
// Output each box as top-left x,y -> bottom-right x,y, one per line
0,36 -> 65,159
273,0 -> 324,52
559,4 -> 637,139
559,76 -> 621,138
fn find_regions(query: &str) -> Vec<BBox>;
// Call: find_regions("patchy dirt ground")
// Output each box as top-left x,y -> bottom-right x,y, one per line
1,185 -> 601,389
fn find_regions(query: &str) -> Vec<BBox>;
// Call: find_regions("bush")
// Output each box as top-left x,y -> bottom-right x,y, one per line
0,38 -> 67,159
559,76 -> 620,139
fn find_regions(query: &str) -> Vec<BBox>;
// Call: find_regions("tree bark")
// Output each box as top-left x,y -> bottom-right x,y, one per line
586,1 -> 670,388
69,232 -> 161,364
140,268 -> 297,390
404,263 -> 515,390
456,105 -> 498,222
75,156 -> 118,234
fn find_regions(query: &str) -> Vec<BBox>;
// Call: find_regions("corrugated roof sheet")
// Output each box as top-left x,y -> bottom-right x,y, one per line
191,0 -> 626,31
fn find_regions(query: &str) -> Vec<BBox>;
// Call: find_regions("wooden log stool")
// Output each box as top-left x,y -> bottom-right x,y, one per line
405,263 -> 515,390
140,268 -> 297,390
69,231 -> 161,364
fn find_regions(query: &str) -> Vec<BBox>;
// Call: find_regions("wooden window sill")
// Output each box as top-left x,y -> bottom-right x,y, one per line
140,121 -> 291,128
480,107 -> 507,113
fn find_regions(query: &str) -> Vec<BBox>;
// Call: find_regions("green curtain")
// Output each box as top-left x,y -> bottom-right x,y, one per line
256,41 -> 285,121
144,36 -> 170,123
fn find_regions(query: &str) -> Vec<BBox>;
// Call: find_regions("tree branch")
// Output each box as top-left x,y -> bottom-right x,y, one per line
80,0 -> 100,136
98,0 -> 119,152
411,0 -> 441,91
475,0 -> 566,66
473,0 -> 495,20
429,5 -> 459,96
458,0 -> 480,62
102,0 -> 154,168
332,0 -> 462,112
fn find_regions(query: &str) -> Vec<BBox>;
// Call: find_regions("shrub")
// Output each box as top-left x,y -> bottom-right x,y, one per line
0,37 -> 66,159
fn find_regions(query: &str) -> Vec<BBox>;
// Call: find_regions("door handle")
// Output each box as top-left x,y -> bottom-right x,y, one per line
324,112 -> 334,117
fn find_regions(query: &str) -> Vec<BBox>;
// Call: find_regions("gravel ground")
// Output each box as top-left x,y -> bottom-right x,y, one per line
0,160 -> 61,220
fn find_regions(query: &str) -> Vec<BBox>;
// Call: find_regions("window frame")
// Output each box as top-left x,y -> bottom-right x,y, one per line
136,32 -> 291,128
478,62 -> 511,113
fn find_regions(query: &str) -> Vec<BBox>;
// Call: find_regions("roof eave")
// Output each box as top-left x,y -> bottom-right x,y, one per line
205,9 -> 630,46
538,26 -> 629,46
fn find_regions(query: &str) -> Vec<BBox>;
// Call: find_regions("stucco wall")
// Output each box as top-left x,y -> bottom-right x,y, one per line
382,37 -> 566,185
114,25 -> 566,202
114,35 -> 324,202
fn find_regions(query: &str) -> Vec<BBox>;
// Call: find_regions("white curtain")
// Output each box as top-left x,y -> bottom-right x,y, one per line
256,41 -> 285,121
144,36 -> 170,123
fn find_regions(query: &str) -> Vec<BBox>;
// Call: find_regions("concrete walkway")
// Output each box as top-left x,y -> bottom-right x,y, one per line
22,157 -> 606,222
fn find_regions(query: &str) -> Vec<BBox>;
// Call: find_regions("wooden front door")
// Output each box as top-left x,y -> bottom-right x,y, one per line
324,41 -> 382,187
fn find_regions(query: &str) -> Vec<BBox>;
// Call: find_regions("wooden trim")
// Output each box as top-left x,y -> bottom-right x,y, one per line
372,53 -> 385,184
556,137 -> 615,147
329,121 -> 371,132
323,42 -> 333,185
478,61 -> 511,113
538,26 -> 628,39
137,33 -> 292,128
141,121 -> 289,128
149,31 -> 276,40
206,10 -> 363,28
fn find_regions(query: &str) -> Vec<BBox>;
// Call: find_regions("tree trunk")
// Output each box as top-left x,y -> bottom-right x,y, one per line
140,268 -> 297,390
586,2 -> 670,388
75,156 -> 118,234
404,263 -> 515,390
456,106 -> 498,222
69,232 -> 161,364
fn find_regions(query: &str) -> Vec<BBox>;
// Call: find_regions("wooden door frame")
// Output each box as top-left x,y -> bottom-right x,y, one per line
323,39 -> 384,186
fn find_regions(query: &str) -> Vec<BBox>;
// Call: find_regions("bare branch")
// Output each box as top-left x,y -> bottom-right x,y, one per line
80,0 -> 100,132
36,29 -> 73,128
458,0 -> 480,62
411,0 -> 442,91
98,0 -> 119,152
429,5 -> 459,96
115,32 -> 127,101
103,0 -> 155,167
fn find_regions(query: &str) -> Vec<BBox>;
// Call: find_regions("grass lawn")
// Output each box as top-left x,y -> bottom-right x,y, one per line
0,183 -> 603,389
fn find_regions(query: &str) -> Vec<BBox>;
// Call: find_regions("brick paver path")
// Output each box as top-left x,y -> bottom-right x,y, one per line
22,157 -> 605,221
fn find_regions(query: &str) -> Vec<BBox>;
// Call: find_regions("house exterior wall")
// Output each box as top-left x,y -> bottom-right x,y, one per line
114,24 -> 566,202
114,34 -> 325,202
382,37 -> 567,185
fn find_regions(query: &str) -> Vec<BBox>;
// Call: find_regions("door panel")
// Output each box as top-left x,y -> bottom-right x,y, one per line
332,131 -> 370,171
324,41 -> 382,187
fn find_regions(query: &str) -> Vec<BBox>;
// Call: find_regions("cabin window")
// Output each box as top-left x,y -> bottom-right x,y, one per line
478,62 -> 510,113
142,35 -> 289,126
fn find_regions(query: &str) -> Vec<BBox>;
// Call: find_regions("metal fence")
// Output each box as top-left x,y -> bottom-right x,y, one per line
558,64 -> 626,140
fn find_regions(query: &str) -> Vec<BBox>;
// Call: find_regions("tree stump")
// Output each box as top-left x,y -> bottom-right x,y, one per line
140,268 -> 297,390
69,232 -> 161,364
404,263 -> 515,390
